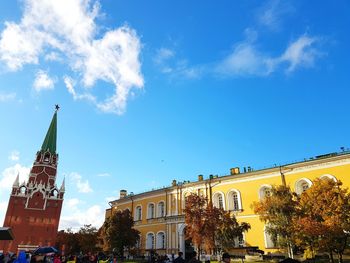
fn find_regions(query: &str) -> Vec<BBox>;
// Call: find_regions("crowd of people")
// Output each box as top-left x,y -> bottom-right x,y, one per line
0,251 -> 113,263
1,251 -> 231,263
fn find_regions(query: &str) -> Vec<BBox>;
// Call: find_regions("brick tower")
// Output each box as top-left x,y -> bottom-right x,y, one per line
1,108 -> 64,252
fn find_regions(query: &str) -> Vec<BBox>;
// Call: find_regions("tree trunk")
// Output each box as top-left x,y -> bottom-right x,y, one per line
329,250 -> 334,263
287,242 -> 294,259
338,252 -> 343,263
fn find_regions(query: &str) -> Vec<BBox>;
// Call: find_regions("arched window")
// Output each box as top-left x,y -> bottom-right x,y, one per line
259,185 -> 272,200
213,192 -> 225,209
52,189 -> 58,197
234,235 -> 245,247
320,174 -> 337,182
227,190 -> 242,211
238,236 -> 244,247
264,226 -> 275,248
36,153 -> 41,162
156,232 -> 165,249
148,203 -> 155,219
135,206 -> 142,221
146,233 -> 155,249
295,178 -> 312,195
19,186 -> 26,195
135,234 -> 141,248
157,202 -> 165,217
182,192 -> 190,210
44,153 -> 50,163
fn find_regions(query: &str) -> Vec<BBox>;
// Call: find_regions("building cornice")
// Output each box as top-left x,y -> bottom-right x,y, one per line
109,152 -> 350,206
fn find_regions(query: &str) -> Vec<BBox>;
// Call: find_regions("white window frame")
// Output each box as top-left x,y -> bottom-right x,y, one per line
135,234 -> 142,248
264,226 -> 275,248
212,191 -> 225,210
147,203 -> 155,219
157,201 -> 165,217
182,191 -> 190,210
227,189 -> 242,211
320,174 -> 337,182
146,232 -> 155,249
294,178 -> 312,195
156,231 -> 166,249
258,185 -> 272,200
135,205 -> 142,221
234,233 -> 245,247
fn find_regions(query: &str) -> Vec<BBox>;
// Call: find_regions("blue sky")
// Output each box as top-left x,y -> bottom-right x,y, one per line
0,0 -> 349,230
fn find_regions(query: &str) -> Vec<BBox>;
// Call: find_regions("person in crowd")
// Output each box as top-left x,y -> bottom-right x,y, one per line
173,252 -> 184,263
221,253 -> 231,263
188,252 -> 200,263
14,251 -> 26,263
53,255 -> 61,263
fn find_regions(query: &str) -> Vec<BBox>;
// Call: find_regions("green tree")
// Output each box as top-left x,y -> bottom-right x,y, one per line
104,209 -> 140,257
77,224 -> 99,253
252,185 -> 299,258
55,228 -> 80,255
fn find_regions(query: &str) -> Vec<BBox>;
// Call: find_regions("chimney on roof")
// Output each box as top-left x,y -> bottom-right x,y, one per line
120,189 -> 127,199
172,180 -> 177,186
198,175 -> 203,181
230,167 -> 240,175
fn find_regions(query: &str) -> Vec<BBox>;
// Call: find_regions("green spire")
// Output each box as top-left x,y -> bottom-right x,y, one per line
41,110 -> 57,154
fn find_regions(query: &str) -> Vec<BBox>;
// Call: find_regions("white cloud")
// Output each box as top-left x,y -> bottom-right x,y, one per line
63,76 -> 96,102
69,172 -> 93,193
0,163 -> 31,224
276,35 -> 320,73
0,163 -> 30,191
97,173 -> 110,177
44,52 -> 62,62
217,42 -> 271,76
0,201 -> 7,225
0,92 -> 16,102
154,48 -> 203,79
216,34 -> 321,76
65,198 -> 80,209
154,48 -> 175,65
0,0 -> 143,115
257,0 -> 294,31
33,70 -> 55,92
8,150 -> 20,161
59,204 -> 104,231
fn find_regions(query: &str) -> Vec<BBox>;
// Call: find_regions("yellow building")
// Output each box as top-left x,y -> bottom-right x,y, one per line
106,151 -> 350,257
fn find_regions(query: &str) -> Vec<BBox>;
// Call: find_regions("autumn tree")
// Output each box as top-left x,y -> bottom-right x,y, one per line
184,193 -> 208,254
202,200 -> 222,252
184,193 -> 250,254
253,185 -> 299,258
295,178 -> 350,263
104,209 -> 140,257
